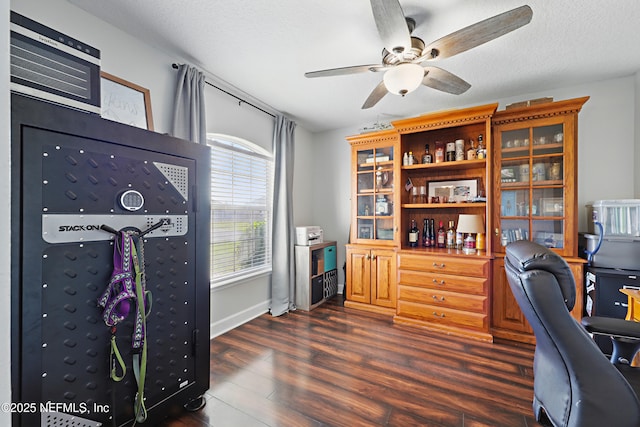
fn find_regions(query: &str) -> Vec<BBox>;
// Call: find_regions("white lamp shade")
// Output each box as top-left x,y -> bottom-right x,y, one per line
456,214 -> 484,234
383,63 -> 424,96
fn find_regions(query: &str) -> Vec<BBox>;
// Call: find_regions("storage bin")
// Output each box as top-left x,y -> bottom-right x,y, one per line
587,199 -> 640,237
324,245 -> 336,272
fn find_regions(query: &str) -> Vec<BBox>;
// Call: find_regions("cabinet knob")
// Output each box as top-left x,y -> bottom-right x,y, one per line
432,312 -> 446,318
432,262 -> 446,268
495,228 -> 500,236
432,295 -> 445,302
365,254 -> 371,260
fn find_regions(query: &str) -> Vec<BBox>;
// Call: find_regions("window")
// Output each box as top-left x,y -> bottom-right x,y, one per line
208,134 -> 273,286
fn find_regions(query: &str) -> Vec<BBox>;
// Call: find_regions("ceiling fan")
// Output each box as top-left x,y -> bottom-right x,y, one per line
304,1 -> 533,109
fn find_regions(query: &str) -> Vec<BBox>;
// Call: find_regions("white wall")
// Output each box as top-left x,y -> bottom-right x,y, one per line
312,76 -> 638,277
306,128 -> 357,286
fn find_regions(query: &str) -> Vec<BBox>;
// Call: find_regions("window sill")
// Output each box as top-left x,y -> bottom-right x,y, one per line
210,268 -> 272,291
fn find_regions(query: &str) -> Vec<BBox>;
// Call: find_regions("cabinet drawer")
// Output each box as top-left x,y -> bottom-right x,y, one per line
398,253 -> 489,277
398,285 -> 487,313
397,300 -> 488,331
398,269 -> 488,296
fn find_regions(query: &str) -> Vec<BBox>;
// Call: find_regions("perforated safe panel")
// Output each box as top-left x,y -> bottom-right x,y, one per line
41,411 -> 102,427
153,162 -> 189,201
12,94 -> 210,427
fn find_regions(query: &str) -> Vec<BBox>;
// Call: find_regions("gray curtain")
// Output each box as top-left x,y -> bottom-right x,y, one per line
270,115 -> 296,316
171,64 -> 206,143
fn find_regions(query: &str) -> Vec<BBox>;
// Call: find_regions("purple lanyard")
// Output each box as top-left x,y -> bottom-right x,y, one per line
97,230 -> 146,349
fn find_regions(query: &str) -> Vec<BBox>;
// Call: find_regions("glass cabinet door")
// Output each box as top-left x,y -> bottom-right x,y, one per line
356,146 -> 395,241
497,122 -> 566,250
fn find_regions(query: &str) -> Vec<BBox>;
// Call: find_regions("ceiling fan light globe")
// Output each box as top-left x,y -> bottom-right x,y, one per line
383,63 -> 424,97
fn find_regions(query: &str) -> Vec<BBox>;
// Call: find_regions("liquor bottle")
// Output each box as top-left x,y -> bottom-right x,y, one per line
408,151 -> 415,165
467,138 -> 477,160
408,219 -> 419,247
446,220 -> 455,248
403,151 -> 409,166
434,142 -> 444,163
422,144 -> 432,164
422,218 -> 429,247
437,220 -> 446,248
476,134 -> 485,159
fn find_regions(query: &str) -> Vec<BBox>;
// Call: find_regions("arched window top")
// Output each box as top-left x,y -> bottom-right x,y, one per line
207,133 -> 271,159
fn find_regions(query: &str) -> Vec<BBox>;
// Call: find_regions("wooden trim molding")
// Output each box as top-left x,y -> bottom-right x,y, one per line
346,128 -> 399,146
391,103 -> 498,133
492,96 -> 590,125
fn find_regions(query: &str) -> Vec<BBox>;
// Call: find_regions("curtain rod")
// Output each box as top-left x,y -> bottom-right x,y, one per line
172,63 -> 276,119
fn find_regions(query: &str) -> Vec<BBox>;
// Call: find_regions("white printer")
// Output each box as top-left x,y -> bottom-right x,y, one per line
295,226 -> 323,246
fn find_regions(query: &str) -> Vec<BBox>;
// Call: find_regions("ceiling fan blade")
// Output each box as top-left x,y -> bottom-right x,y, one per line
362,81 -> 388,109
305,64 -> 387,78
422,5 -> 533,61
422,67 -> 471,95
370,0 -> 412,54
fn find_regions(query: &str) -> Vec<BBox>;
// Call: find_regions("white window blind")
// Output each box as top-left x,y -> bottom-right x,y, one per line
208,136 -> 273,285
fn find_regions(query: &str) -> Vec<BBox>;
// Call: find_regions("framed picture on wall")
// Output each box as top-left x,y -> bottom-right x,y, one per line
427,179 -> 478,203
100,71 -> 154,131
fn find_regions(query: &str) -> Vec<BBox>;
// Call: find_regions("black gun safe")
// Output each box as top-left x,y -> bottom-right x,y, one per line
11,93 -> 211,426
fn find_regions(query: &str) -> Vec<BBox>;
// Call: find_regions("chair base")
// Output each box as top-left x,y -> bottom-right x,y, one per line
610,337 -> 640,365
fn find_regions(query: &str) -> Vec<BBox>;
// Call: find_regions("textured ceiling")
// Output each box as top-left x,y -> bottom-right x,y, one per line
68,0 -> 640,132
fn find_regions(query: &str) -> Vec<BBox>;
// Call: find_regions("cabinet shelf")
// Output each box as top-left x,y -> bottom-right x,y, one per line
359,160 -> 394,168
399,246 -> 489,257
501,179 -> 562,188
402,202 -> 487,209
402,158 -> 486,171
358,188 -> 393,194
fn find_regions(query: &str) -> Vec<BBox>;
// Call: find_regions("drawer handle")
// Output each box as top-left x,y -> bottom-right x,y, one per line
432,295 -> 445,302
432,312 -> 446,318
432,262 -> 446,268
432,279 -> 445,285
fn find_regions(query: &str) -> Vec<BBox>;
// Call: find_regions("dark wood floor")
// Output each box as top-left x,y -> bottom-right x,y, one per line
160,295 -> 540,427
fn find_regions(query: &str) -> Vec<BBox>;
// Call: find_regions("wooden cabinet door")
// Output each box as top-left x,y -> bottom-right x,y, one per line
492,255 -> 585,343
371,249 -> 397,308
346,247 -> 371,304
491,257 -> 534,338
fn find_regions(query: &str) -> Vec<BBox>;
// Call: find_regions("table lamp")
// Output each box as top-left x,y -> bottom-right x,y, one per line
457,214 -> 485,254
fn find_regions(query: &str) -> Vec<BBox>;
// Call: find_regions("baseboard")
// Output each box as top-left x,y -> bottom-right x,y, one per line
210,300 -> 270,339
338,283 -> 344,294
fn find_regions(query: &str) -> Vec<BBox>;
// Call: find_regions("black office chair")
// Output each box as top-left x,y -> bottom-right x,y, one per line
504,240 -> 640,427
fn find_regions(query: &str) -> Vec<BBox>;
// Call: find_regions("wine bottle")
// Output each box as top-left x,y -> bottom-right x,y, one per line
429,219 -> 436,247
437,220 -> 446,248
408,219 -> 419,247
422,218 -> 429,247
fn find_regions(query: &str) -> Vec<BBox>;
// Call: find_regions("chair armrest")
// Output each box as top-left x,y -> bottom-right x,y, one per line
582,316 -> 640,340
